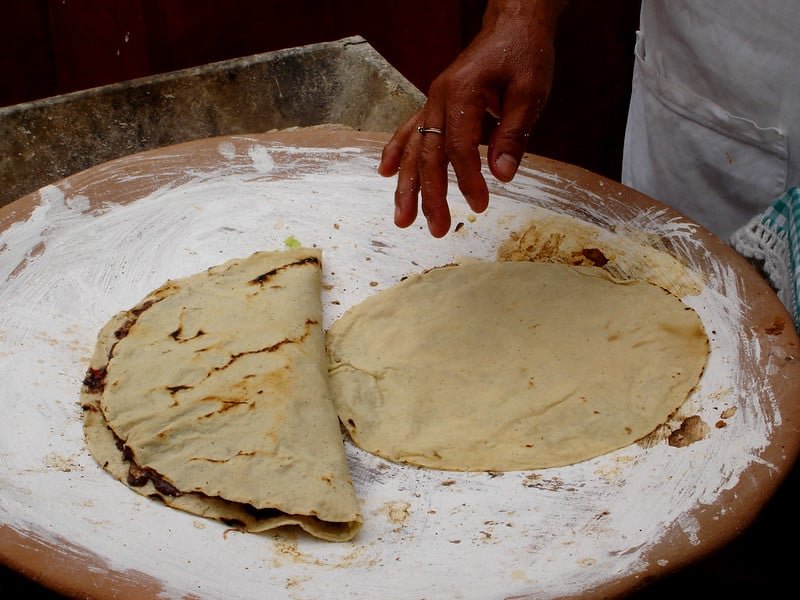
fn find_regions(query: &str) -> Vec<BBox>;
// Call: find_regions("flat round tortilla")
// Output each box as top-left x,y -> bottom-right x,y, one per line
326,261 -> 709,471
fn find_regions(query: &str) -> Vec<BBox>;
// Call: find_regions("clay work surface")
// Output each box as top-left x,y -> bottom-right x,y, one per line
0,126 -> 798,600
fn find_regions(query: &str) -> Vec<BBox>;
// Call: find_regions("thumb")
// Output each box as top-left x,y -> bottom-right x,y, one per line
487,85 -> 549,183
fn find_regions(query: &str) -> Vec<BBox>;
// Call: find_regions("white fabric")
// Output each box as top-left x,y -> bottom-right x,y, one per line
730,215 -> 795,312
622,1 -> 800,240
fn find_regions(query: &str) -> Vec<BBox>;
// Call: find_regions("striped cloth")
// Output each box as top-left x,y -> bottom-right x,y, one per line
730,186 -> 800,331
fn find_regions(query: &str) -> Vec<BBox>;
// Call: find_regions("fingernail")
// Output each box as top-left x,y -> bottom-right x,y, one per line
495,153 -> 519,181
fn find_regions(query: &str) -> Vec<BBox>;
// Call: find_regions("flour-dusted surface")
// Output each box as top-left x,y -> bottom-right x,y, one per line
1,126 -> 798,600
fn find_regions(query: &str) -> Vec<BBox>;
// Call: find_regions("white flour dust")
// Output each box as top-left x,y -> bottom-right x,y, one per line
0,134 -> 786,600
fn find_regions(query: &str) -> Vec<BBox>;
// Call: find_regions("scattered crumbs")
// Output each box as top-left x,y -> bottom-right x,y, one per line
637,424 -> 671,449
286,576 -> 305,589
192,520 -> 206,529
283,235 -> 301,249
333,223 -> 340,230
381,501 -> 412,527
523,475 -> 564,491
467,214 -> 477,223
271,539 -> 323,566
321,283 -> 334,291
487,471 -> 503,478
331,300 -> 341,305
720,406 -> 737,419
441,479 -> 456,486
715,420 -> 727,429
43,452 -> 80,472
449,539 -> 462,544
454,222 -> 464,233
369,281 -> 378,287
667,415 -> 710,448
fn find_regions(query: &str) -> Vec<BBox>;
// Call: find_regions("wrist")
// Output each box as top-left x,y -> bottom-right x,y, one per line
483,0 -> 569,34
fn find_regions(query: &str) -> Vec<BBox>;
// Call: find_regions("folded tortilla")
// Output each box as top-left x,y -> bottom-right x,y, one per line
327,260 -> 709,471
81,248 -> 362,542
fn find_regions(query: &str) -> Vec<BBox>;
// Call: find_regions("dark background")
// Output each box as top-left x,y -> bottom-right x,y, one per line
2,1 -> 798,598
0,0 -> 641,181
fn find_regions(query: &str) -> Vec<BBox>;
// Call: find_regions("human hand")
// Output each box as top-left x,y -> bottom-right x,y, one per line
378,0 -> 567,237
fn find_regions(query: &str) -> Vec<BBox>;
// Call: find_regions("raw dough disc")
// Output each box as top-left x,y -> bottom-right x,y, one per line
326,260 -> 708,471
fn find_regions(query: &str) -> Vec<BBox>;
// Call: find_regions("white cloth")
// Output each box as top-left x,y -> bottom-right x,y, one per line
622,1 -> 800,240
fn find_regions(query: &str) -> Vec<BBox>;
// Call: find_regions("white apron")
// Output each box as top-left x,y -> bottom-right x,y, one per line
622,0 -> 800,240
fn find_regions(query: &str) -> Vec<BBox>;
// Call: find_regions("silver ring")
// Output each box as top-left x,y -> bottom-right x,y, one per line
417,126 -> 444,135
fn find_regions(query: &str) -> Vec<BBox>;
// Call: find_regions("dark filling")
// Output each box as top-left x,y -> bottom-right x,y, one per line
82,366 -> 107,393
581,248 -> 609,267
114,437 -> 180,497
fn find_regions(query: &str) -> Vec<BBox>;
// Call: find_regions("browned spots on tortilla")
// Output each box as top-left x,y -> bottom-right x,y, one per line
166,384 -> 192,395
188,450 -> 256,463
249,256 -> 320,286
114,298 -> 162,339
197,397 -> 250,418
170,327 -> 206,342
765,317 -> 785,336
211,320 -> 314,374
667,415 -> 710,448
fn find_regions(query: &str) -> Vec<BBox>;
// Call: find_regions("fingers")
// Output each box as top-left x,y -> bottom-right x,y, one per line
380,102 -> 457,237
380,99 -> 489,237
417,123 -> 452,237
408,102 -> 451,237
446,98 -> 490,215
378,114 -> 418,177
488,66 -> 554,184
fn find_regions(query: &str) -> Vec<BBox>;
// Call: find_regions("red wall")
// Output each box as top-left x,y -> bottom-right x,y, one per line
0,0 -> 640,179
